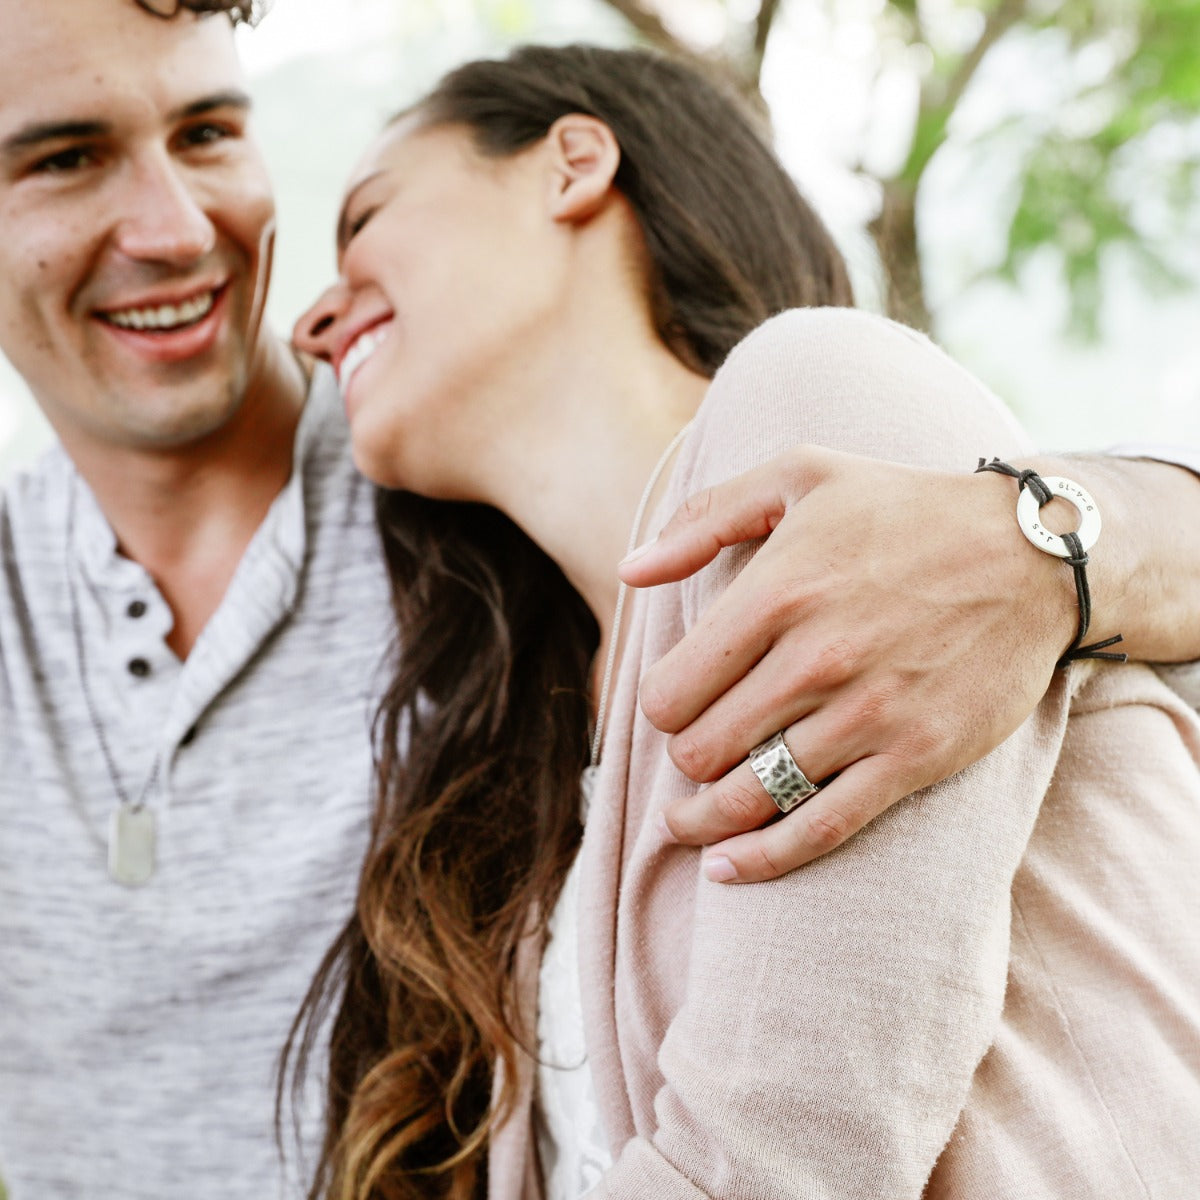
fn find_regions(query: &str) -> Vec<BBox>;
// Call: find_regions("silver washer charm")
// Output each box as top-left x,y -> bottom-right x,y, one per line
748,731 -> 820,814
1015,475 -> 1101,559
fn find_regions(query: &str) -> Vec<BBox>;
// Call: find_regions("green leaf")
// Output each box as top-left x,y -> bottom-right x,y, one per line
480,0 -> 535,36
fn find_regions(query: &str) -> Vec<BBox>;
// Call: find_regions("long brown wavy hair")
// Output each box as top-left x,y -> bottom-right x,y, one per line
281,43 -> 854,1200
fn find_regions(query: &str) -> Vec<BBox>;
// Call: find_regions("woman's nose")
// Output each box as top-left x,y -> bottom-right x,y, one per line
292,283 -> 348,360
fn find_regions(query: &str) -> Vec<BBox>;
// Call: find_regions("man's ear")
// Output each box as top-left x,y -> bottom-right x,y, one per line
546,113 -> 621,223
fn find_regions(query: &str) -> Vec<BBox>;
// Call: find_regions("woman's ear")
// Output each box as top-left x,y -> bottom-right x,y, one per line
546,114 -> 621,223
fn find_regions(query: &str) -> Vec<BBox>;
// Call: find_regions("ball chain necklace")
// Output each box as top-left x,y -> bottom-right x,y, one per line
61,348 -> 313,886
65,483 -> 162,887
583,419 -> 693,807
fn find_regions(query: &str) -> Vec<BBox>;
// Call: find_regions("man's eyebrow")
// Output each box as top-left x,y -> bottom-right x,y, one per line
169,89 -> 253,123
2,120 -> 108,160
1,92 -> 253,163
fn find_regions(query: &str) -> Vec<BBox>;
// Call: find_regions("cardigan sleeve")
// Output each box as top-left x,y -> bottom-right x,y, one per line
588,308 -> 1080,1198
1108,442 -> 1200,477
1103,443 -> 1200,708
1153,660 -> 1200,711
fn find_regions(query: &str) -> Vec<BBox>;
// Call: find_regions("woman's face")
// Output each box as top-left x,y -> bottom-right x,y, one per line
294,118 -> 568,494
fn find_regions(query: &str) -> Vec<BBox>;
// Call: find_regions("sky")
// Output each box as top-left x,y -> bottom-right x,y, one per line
2,0 -> 1197,479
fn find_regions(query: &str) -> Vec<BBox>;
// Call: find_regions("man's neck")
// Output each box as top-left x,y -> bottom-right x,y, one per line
69,338 -> 309,658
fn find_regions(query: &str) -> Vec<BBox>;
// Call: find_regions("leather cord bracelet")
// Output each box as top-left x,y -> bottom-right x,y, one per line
976,458 -> 1127,669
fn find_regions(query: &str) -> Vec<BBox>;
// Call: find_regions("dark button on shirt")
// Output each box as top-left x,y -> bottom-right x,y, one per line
127,658 -> 151,678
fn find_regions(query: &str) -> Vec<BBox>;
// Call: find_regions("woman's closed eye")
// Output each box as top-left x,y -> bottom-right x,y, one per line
339,205 -> 378,254
348,208 -> 378,242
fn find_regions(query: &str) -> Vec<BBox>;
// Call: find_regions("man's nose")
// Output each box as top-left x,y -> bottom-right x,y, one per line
292,283 -> 349,361
112,151 -> 216,265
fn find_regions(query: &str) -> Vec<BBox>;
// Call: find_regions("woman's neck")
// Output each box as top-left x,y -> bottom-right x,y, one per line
479,324 -> 708,660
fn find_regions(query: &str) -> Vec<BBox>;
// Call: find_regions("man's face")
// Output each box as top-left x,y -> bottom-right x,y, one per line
0,0 -> 276,455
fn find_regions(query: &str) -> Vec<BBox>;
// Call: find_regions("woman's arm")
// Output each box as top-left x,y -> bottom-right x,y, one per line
588,310 -> 1088,1197
620,425 -> 1200,880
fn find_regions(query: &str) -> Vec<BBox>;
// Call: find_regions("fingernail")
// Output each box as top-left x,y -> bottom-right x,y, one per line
704,854 -> 738,883
620,539 -> 655,566
656,812 -> 678,844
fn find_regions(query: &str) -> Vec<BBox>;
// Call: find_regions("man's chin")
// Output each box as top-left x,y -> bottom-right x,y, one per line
113,386 -> 247,454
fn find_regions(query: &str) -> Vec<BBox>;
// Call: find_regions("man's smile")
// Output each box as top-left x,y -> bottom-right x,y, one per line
99,286 -> 218,332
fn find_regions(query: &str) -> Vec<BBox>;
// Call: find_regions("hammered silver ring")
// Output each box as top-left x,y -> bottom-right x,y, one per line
748,731 -> 820,814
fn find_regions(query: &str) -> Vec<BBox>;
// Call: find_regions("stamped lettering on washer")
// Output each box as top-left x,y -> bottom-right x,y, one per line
1016,475 -> 1101,560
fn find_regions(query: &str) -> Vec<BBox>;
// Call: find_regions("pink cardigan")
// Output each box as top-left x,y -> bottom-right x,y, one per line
488,309 -> 1200,1198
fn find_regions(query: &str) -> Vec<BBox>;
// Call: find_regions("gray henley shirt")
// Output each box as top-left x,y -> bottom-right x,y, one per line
1,366 -> 391,1199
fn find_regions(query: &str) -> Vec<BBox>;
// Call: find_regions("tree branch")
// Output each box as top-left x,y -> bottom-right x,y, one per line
937,0 -> 1027,118
899,0 -> 1028,183
594,0 -> 689,57
593,0 -> 768,112
750,0 -> 785,85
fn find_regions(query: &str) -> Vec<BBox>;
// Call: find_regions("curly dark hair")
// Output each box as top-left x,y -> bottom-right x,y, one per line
134,0 -> 269,26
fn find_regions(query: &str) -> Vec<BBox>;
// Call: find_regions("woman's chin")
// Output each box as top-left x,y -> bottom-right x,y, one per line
349,429 -> 406,490
351,432 -> 448,497
349,406 -> 471,497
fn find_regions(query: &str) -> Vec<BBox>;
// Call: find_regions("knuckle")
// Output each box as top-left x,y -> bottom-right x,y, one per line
780,445 -> 815,487
821,635 -> 862,684
891,711 -> 951,768
668,730 -> 715,782
678,488 -> 715,526
777,444 -> 834,501
839,679 -> 899,736
716,779 -> 769,830
759,581 -> 807,627
638,671 -> 677,731
802,635 -> 860,691
800,804 -> 854,858
741,841 -> 788,881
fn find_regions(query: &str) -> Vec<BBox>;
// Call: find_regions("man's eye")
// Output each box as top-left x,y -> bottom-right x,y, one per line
31,147 -> 97,174
180,122 -> 233,149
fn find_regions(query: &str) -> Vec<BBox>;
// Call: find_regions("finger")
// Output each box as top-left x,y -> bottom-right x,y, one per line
696,756 -> 916,883
662,715 -> 851,845
638,549 -> 788,734
618,457 -> 796,588
663,628 -> 870,781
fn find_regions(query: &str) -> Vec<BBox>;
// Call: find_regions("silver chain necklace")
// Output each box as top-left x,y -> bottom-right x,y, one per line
585,420 -> 693,794
65,484 -> 162,887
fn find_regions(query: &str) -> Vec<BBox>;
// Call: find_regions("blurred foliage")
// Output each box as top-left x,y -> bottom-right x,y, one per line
454,0 -> 1200,338
980,0 -> 1200,336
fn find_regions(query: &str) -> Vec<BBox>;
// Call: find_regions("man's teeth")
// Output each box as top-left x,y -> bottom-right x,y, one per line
338,325 -> 390,392
106,290 -> 216,331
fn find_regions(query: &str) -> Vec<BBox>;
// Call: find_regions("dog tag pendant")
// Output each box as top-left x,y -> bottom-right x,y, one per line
108,803 -> 156,886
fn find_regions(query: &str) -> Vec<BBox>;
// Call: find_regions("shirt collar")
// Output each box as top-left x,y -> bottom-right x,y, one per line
65,365 -> 345,586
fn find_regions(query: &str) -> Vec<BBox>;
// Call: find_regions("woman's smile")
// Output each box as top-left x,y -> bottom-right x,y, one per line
335,317 -> 394,397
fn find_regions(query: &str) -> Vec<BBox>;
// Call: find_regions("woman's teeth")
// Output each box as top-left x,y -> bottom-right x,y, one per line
339,325 -> 391,392
106,290 -> 216,331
